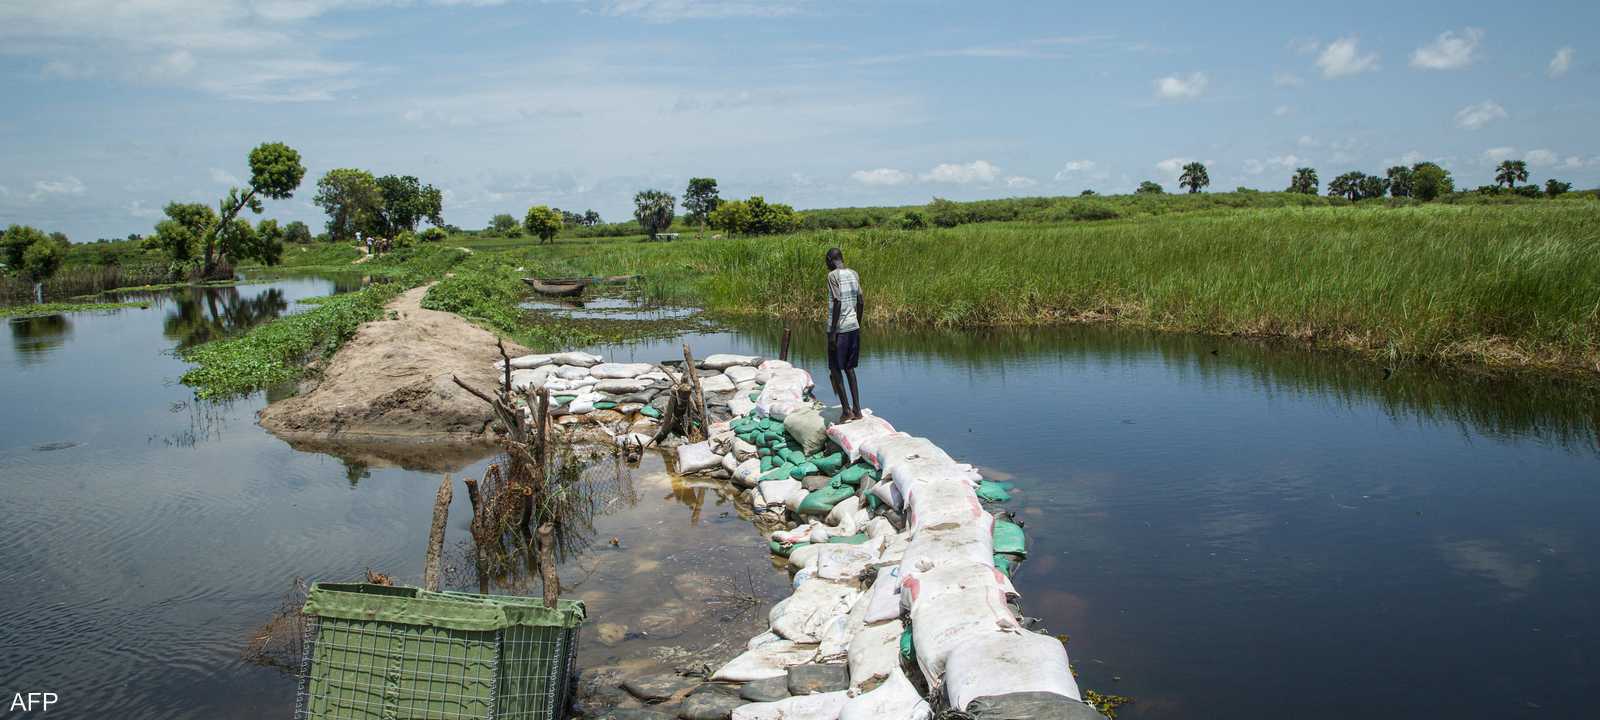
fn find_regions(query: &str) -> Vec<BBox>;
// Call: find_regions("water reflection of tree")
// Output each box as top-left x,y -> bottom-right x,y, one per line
7,314 -> 72,366
729,319 -> 1600,453
162,286 -> 290,350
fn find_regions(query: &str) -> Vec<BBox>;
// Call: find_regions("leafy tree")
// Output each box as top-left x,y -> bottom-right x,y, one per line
201,142 -> 305,275
523,205 -> 563,244
1495,160 -> 1529,190
1135,180 -> 1165,195
314,168 -> 382,242
745,196 -> 799,235
926,197 -> 967,227
1386,166 -> 1415,198
2,225 -> 51,270
1545,179 -> 1573,197
48,231 -> 70,248
1287,167 -> 1319,194
229,218 -> 284,267
21,238 -> 63,282
1327,172 -> 1361,201
683,177 -> 721,229
1358,174 -> 1389,200
582,210 -> 601,226
1512,184 -> 1542,199
709,199 -> 752,233
144,202 -> 218,269
488,213 -> 521,236
283,220 -> 313,244
1079,189 -> 1098,196
421,227 -> 449,242
1178,162 -> 1210,193
633,189 -> 676,239
1411,162 -> 1454,201
900,210 -> 928,229
375,175 -> 444,236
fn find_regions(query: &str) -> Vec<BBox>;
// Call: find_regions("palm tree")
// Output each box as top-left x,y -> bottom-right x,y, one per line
1495,160 -> 1528,190
1288,167 -> 1319,194
1178,162 -> 1210,193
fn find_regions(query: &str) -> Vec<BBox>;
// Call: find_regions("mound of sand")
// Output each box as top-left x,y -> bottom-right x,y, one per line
258,285 -> 529,457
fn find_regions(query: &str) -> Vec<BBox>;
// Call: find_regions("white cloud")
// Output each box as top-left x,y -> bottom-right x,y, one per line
920,160 -> 1001,184
1481,146 -> 1517,163
1272,71 -> 1304,87
1564,155 -> 1585,169
1548,47 -> 1574,77
1005,176 -> 1037,189
1052,160 -> 1097,181
209,168 -> 241,186
1272,104 -> 1292,117
1524,149 -> 1558,167
599,0 -> 806,22
28,176 -> 86,202
1410,28 -> 1482,70
1243,154 -> 1301,175
40,60 -> 95,79
1316,36 -> 1379,78
1297,135 -> 1320,148
1396,150 -> 1426,166
125,200 -> 161,219
849,168 -> 912,186
1155,157 -> 1193,180
1455,100 -> 1507,130
1154,71 -> 1208,100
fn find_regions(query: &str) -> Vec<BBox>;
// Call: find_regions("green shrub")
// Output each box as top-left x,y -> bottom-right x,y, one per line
421,227 -> 448,243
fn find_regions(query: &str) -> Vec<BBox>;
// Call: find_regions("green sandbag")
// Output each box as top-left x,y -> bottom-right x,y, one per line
993,553 -> 1020,575
778,448 -> 806,466
899,628 -> 915,662
993,518 -> 1027,556
826,533 -> 869,545
553,395 -> 576,406
639,405 -> 662,418
750,392 -> 761,402
797,484 -> 854,514
865,493 -> 881,511
976,480 -> 1012,503
788,462 -> 819,480
759,447 -> 774,458
769,540 -> 811,557
809,452 -> 845,476
761,464 -> 797,482
833,463 -> 877,486
593,401 -> 617,410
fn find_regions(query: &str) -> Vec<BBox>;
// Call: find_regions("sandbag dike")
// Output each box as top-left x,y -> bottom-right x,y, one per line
491,350 -> 1110,720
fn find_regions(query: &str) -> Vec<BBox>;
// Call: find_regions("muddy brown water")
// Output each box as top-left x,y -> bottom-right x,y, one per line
2,276 -> 1599,718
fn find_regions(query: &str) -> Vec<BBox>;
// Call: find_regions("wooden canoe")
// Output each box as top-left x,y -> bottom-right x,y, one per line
523,277 -> 590,297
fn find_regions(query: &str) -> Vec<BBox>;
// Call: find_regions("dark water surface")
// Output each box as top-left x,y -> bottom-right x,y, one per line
2,279 -> 1598,718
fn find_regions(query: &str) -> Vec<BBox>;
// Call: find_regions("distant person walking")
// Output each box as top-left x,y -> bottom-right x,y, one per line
825,247 -> 864,420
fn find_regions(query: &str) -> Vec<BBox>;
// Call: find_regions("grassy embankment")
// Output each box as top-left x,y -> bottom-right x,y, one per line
533,202 -> 1600,375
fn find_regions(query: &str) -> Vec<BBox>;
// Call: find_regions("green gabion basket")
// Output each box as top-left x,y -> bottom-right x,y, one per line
294,583 -> 586,720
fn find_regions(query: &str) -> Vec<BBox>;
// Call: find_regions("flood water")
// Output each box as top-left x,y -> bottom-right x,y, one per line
3,277 -> 1599,718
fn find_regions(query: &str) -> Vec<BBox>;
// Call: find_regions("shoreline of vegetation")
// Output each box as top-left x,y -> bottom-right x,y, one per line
0,300 -> 152,319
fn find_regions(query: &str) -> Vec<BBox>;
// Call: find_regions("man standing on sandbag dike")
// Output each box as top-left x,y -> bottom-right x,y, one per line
826,247 -> 865,420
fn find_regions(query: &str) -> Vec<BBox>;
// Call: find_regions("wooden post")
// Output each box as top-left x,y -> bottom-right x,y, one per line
536,387 -> 550,479
682,344 -> 709,441
538,522 -> 559,609
463,477 -> 480,514
423,474 -> 452,591
780,327 -> 791,362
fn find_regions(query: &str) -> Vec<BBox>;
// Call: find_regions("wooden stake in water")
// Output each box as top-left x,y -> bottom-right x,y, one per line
780,327 -> 791,362
423,473 -> 452,591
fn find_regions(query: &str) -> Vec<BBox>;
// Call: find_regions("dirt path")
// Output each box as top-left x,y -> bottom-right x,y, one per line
258,284 -> 528,466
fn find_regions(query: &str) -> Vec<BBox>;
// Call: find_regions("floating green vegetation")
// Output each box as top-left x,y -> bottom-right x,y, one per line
1083,689 -> 1133,718
0,300 -> 151,318
179,281 -> 407,398
420,253 -> 605,350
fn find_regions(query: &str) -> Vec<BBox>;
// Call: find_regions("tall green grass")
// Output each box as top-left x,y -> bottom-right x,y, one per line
539,203 -> 1600,372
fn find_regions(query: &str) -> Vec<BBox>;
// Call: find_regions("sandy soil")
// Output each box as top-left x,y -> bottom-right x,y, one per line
258,284 -> 529,461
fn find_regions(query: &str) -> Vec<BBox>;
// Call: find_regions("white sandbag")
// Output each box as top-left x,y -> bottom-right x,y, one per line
501,353 -> 554,369
553,364 -> 593,380
732,691 -> 849,720
875,533 -> 910,567
893,459 -> 981,507
745,486 -> 767,509
826,411 -> 897,464
509,366 -> 556,392
758,359 -> 793,371
788,543 -> 823,570
770,578 -> 861,643
722,451 -> 742,475
734,458 -> 763,487
676,441 -> 722,474
903,561 -> 1018,610
905,480 -> 986,535
817,613 -> 853,662
724,364 -> 760,384
589,362 -> 653,379
869,436 -> 954,480
832,512 -> 860,538
543,375 -> 598,394
551,351 -> 602,367
760,479 -> 802,507
764,399 -> 810,421
733,438 -> 759,461
783,486 -> 812,514
784,408 -> 829,455
566,391 -> 603,415
711,640 -> 819,681
943,630 -> 1081,711
870,481 -> 902,511
900,520 -> 996,579
594,377 -> 651,395
699,373 -> 737,394
825,496 -> 861,527
814,543 -> 878,582
864,517 -> 896,540
907,568 -> 1020,685
747,629 -> 785,650
840,668 -> 932,720
847,616 -> 904,691
792,566 -> 816,589
772,522 -> 817,545
863,566 -> 903,624
702,353 -> 762,370
710,429 -> 737,454
808,523 -> 835,544
729,394 -> 758,418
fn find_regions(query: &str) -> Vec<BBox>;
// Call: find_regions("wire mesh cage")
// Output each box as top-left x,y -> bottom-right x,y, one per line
294,583 -> 585,720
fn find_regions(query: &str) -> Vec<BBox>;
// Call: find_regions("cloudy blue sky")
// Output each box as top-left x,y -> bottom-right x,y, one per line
1,0 -> 1594,241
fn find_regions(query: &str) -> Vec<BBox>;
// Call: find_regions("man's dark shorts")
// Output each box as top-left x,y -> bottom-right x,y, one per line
829,329 -> 860,371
